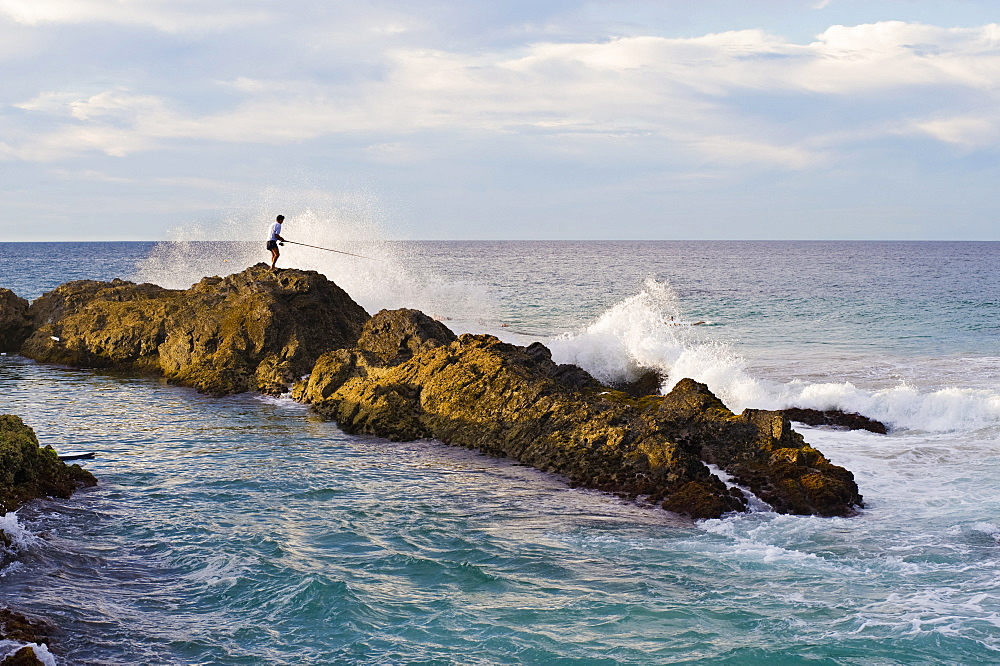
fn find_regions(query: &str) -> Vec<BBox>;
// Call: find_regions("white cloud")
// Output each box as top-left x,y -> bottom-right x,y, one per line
0,0 -> 271,32
909,115 -> 1000,147
4,20 -> 1000,166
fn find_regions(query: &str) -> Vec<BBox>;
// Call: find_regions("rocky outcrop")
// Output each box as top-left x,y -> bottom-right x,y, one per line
294,312 -> 862,519
2,269 -> 865,520
780,407 -> 888,434
19,265 -> 370,396
357,308 -> 457,365
610,369 -> 666,399
0,290 -> 31,354
0,415 -> 96,514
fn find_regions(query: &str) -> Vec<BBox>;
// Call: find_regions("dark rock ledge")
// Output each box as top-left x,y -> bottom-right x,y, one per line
0,266 -> 863,520
780,407 -> 888,434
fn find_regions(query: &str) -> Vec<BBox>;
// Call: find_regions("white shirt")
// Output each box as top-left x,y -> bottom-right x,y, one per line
268,221 -> 282,241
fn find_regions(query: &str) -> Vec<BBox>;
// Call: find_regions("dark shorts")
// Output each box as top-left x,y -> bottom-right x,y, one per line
266,240 -> 278,251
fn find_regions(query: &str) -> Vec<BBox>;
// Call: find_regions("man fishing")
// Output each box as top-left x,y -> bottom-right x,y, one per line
265,218 -> 374,266
266,214 -> 286,270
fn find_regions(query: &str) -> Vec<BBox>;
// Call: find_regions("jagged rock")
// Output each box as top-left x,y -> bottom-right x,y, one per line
0,608 -> 51,665
0,415 -> 96,514
657,385 -> 862,516
0,420 -> 84,665
0,610 -> 52,647
19,265 -> 370,396
0,290 -> 31,353
357,308 -> 457,365
781,407 -> 888,434
296,329 -> 862,519
0,646 -> 44,666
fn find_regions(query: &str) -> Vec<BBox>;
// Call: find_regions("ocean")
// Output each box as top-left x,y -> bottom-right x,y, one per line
1,239 -> 998,664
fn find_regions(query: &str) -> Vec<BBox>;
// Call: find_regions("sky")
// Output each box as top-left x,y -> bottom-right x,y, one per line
1,0 -> 998,241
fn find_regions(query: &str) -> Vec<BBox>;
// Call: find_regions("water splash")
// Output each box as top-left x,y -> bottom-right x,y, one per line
132,192 -> 501,325
546,278 -> 757,402
546,278 -> 1000,434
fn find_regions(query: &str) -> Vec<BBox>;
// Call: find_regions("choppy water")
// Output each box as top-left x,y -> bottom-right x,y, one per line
1,239 -> 999,664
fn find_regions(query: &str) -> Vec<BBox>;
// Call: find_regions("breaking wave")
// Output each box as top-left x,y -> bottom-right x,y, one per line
547,278 -> 1000,434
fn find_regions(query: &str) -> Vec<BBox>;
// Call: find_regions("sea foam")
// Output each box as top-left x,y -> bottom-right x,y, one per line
0,512 -> 37,561
546,279 -> 1000,434
133,205 -> 501,328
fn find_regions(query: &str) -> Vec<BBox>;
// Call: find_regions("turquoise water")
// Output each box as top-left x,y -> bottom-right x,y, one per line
1,241 -> 999,664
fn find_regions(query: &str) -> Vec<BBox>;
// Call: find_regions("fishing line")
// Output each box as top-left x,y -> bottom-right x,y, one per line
282,240 -> 375,260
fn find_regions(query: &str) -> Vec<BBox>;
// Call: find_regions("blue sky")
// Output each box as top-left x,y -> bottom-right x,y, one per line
1,0 -> 998,240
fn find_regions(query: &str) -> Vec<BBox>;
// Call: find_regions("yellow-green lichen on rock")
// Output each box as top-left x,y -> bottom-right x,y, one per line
0,414 -> 96,514
294,310 -> 863,520
18,265 -> 371,396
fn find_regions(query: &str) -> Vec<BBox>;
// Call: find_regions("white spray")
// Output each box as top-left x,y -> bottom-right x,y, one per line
132,192 -> 501,324
545,279 -> 1000,434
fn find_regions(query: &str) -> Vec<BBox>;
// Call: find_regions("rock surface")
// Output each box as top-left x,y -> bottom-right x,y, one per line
0,414 -> 96,514
0,290 -> 31,354
357,308 -> 458,365
0,413 -> 96,658
0,646 -> 44,666
19,265 -> 371,395
295,312 -> 862,519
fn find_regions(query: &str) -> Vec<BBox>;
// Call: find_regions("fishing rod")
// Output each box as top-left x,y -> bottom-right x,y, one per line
281,240 -> 375,260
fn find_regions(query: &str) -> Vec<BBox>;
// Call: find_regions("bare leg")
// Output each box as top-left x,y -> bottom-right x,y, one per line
270,247 -> 280,269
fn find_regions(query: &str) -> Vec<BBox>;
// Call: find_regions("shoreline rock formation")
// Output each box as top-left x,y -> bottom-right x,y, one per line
0,268 -> 865,519
0,415 -> 96,514
0,290 -> 31,354
780,407 -> 888,434
294,309 -> 863,519
19,265 -> 370,396
0,609 -> 54,666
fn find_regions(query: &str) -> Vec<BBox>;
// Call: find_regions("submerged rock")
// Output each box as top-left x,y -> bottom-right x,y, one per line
0,414 -> 96,514
0,290 -> 31,354
19,265 -> 371,396
295,315 -> 863,519
781,407 -> 888,434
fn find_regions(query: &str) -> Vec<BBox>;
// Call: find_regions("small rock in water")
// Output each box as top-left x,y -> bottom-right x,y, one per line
780,407 -> 888,434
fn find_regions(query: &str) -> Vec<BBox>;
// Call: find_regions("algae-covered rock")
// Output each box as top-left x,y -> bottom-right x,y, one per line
0,290 -> 31,354
656,381 -> 863,516
0,415 -> 96,513
0,609 -> 52,647
357,308 -> 457,365
297,327 -> 863,519
20,265 -> 371,396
